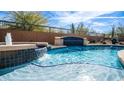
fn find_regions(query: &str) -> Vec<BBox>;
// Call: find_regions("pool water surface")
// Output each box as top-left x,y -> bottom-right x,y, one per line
34,46 -> 124,69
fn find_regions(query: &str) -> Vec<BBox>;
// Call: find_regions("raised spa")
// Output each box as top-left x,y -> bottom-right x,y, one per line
0,44 -> 47,69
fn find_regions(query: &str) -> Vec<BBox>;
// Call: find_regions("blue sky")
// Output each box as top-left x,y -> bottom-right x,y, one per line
0,11 -> 124,33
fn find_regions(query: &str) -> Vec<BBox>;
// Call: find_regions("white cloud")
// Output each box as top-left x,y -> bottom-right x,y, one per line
49,11 -> 115,25
0,15 -> 6,20
92,22 -> 107,26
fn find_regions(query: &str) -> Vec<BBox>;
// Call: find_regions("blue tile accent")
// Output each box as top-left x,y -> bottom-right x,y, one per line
0,47 -> 47,69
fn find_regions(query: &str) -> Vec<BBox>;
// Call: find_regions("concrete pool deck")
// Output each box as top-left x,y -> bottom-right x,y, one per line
0,42 -> 49,51
118,50 -> 124,66
0,42 -> 48,46
51,45 -> 67,49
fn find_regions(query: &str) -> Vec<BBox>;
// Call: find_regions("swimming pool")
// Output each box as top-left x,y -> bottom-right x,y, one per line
0,45 -> 124,81
33,46 -> 124,69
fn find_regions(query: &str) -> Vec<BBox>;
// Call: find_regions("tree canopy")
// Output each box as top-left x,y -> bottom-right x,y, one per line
8,11 -> 47,31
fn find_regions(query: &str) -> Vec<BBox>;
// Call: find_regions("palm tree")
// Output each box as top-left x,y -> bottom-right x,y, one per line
7,11 -> 47,31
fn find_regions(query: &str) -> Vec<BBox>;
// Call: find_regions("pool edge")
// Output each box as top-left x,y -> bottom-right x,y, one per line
118,50 -> 124,67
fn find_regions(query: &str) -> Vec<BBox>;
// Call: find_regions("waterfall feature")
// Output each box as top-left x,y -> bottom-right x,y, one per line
5,33 -> 12,45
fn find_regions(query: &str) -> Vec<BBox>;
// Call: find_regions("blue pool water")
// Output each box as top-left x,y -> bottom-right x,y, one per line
0,45 -> 124,81
33,46 -> 124,69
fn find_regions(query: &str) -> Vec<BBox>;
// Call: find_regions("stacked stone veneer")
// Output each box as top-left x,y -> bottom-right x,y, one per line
0,47 -> 47,69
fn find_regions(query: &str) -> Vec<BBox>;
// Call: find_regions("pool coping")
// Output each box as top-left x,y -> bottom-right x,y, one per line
50,44 -> 124,50
0,44 -> 37,51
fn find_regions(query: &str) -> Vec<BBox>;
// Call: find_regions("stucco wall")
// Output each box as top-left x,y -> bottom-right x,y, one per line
0,29 -> 83,44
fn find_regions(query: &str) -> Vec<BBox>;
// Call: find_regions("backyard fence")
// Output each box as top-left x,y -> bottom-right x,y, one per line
0,29 -> 107,44
0,29 -> 83,44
